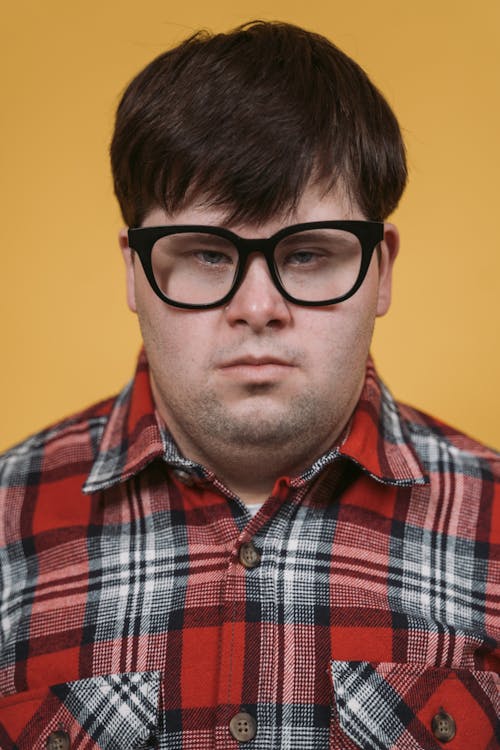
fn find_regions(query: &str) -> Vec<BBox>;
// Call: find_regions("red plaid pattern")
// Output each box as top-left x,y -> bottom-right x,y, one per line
1,352 -> 498,749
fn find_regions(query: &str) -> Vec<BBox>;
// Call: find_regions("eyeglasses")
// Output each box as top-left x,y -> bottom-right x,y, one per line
127,220 -> 384,309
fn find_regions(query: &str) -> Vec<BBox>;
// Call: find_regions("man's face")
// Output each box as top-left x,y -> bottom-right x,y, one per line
120,184 -> 398,485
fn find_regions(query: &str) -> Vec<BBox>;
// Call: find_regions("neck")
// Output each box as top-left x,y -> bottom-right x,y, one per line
150,369 -> 364,504
165,421 -> 342,504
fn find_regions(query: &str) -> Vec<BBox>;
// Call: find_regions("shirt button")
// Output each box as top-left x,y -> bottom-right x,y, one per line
431,709 -> 456,742
239,541 -> 261,569
229,711 -> 257,742
46,730 -> 71,750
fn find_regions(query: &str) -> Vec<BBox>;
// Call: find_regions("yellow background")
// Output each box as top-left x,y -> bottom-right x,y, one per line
1,0 -> 499,452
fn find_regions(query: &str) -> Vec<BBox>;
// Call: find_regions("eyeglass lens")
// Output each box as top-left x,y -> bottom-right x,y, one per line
150,229 -> 363,305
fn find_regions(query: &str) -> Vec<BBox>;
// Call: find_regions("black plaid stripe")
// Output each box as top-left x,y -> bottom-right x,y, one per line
389,525 -> 488,623
84,478 -> 190,650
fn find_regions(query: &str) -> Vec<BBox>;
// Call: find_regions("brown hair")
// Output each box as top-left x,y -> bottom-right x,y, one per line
110,21 -> 407,226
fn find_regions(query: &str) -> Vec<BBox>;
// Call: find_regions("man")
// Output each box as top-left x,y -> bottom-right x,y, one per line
0,21 -> 498,750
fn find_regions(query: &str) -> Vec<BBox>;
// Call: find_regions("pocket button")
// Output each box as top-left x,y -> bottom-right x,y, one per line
431,709 -> 456,742
46,730 -> 71,750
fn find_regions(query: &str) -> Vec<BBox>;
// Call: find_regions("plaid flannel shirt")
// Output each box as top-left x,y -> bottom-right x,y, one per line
0,352 -> 498,749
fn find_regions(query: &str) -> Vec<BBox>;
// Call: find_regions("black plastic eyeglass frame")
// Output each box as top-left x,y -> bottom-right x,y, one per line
127,220 -> 384,309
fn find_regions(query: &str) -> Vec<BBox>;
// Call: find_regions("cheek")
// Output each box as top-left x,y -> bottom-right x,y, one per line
135,289 -> 213,373
302,298 -> 376,356
134,282 -> 181,362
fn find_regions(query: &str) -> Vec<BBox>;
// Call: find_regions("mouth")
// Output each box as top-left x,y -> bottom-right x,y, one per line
220,355 -> 294,368
217,355 -> 296,383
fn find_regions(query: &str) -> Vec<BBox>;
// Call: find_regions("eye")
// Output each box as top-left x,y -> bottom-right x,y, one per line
195,249 -> 234,266
283,249 -> 325,266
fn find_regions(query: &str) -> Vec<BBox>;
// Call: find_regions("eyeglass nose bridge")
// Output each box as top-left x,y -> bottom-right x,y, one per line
224,236 -> 288,303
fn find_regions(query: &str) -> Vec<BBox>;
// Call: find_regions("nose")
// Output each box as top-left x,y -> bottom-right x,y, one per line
224,254 -> 292,331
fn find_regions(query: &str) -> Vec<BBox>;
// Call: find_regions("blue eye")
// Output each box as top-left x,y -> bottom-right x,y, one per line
285,251 -> 319,265
195,250 -> 231,265
195,250 -> 234,266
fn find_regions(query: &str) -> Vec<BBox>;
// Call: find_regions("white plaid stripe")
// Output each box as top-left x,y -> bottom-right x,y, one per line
86,504 -> 188,658
388,499 -> 490,635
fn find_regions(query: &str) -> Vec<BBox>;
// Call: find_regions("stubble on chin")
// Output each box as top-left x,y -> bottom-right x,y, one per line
151,368 -> 355,478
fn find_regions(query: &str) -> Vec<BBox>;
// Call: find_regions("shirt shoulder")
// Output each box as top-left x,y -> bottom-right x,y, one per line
0,396 -> 117,491
396,399 -> 500,480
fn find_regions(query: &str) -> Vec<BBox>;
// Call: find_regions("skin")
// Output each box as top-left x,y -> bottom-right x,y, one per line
120,184 -> 399,503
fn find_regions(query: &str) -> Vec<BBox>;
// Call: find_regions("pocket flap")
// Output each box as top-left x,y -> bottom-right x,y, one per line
330,660 -> 499,749
0,671 -> 161,750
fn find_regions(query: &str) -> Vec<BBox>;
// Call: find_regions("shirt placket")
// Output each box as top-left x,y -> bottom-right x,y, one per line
215,536 -> 259,747
213,478 -> 300,748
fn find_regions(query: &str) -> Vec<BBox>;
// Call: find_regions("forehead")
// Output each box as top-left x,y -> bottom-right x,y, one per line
141,183 -> 364,236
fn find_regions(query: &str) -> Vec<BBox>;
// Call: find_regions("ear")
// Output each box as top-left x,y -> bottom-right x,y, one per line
119,228 -> 137,313
376,222 -> 399,317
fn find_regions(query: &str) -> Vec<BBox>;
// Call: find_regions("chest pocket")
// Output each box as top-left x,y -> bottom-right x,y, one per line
0,671 -> 161,750
329,660 -> 499,749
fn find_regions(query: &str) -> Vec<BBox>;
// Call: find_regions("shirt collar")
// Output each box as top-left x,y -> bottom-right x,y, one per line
83,351 -> 164,494
336,358 -> 428,486
83,351 -> 427,494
